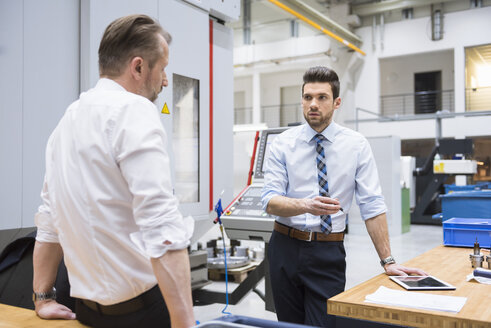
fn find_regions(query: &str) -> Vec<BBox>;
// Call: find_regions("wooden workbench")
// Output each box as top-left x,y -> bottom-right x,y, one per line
328,245 -> 491,328
0,303 -> 88,327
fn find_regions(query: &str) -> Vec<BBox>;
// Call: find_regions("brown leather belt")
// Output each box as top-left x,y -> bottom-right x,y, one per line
274,221 -> 344,242
81,297 -> 144,316
79,285 -> 160,316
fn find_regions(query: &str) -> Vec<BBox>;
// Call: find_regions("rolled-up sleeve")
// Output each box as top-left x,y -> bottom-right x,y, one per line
34,175 -> 60,243
111,100 -> 193,259
261,138 -> 288,211
355,139 -> 387,220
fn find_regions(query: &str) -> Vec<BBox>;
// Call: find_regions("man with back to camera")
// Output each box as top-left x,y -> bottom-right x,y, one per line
32,15 -> 195,328
261,66 -> 427,327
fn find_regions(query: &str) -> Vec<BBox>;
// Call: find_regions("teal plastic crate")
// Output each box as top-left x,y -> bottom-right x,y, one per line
443,218 -> 491,248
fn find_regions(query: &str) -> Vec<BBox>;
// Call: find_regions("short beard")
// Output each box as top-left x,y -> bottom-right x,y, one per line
303,111 -> 333,130
147,92 -> 158,103
143,77 -> 160,103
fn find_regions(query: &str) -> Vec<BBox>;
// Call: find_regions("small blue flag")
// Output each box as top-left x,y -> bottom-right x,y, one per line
215,199 -> 223,220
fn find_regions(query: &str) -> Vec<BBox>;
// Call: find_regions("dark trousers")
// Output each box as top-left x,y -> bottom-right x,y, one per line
268,230 -> 346,328
75,285 -> 171,328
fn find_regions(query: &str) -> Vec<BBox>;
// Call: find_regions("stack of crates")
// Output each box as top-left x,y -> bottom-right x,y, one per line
443,184 -> 480,194
444,182 -> 491,194
440,188 -> 491,247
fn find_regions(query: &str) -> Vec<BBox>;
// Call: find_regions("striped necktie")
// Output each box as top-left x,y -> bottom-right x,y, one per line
314,134 -> 332,234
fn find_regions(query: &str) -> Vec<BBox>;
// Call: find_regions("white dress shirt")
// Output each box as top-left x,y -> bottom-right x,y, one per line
35,78 -> 193,305
261,122 -> 386,233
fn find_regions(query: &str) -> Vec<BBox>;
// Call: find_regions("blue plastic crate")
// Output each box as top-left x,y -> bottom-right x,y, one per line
477,182 -> 491,190
440,190 -> 491,221
443,218 -> 491,248
197,316 -> 312,328
444,184 -> 480,194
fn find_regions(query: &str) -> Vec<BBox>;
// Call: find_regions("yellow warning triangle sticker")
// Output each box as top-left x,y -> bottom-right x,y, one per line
161,102 -> 170,114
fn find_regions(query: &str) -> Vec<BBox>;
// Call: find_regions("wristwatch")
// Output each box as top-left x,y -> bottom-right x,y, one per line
380,255 -> 396,267
32,287 -> 56,302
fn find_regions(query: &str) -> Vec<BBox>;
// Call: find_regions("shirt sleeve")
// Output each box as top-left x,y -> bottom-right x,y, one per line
261,137 -> 288,211
355,138 -> 387,220
34,175 -> 60,243
110,99 -> 193,258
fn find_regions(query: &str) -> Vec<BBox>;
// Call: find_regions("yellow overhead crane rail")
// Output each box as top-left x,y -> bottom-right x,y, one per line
268,0 -> 366,56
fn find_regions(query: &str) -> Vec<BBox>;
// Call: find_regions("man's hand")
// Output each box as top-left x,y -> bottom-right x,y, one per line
35,300 -> 76,320
384,263 -> 428,276
304,196 -> 341,216
266,195 -> 342,217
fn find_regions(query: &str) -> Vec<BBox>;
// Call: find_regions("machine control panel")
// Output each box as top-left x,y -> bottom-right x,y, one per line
224,186 -> 271,218
253,128 -> 285,180
221,184 -> 275,241
221,127 -> 288,242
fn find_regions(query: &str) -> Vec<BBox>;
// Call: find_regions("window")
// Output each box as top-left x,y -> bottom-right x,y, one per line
172,74 -> 199,203
465,44 -> 491,112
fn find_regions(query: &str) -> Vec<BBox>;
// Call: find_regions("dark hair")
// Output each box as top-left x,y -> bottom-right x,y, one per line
302,66 -> 340,99
98,14 -> 172,77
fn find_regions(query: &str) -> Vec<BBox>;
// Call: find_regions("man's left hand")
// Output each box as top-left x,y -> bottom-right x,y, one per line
35,300 -> 76,320
384,263 -> 428,276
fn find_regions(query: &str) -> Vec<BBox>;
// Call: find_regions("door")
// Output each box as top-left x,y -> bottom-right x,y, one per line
414,71 -> 442,114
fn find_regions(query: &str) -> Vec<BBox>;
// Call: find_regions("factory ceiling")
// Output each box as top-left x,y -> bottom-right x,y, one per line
230,0 -> 490,47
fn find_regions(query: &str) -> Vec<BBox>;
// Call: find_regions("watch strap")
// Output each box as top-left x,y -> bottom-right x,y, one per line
33,287 -> 56,302
380,255 -> 396,267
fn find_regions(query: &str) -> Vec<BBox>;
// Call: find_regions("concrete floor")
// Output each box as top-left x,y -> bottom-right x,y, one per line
193,224 -> 443,323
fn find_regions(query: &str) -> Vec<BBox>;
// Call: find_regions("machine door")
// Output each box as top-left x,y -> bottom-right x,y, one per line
158,1 -> 210,219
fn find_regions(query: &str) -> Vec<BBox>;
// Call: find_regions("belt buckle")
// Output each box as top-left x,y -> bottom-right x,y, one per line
306,231 -> 313,242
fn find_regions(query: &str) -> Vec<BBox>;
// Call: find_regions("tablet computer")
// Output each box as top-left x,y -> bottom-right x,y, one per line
389,275 -> 456,290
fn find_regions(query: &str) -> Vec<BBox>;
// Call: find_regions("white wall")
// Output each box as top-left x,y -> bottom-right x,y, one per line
353,6 -> 491,139
261,70 -> 303,108
234,34 -> 332,67
260,70 -> 303,127
380,50 -> 454,96
234,76 -> 253,109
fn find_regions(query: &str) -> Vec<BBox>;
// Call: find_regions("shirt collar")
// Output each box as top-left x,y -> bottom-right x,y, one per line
95,78 -> 128,92
301,121 -> 339,143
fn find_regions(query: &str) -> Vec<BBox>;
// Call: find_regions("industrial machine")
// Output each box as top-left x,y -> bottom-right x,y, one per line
411,138 -> 477,224
1,1 -> 241,313
221,127 -> 288,242
193,127 -> 288,312
0,0 -> 239,248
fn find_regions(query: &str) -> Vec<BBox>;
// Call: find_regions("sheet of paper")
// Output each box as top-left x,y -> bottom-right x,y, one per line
365,286 -> 467,313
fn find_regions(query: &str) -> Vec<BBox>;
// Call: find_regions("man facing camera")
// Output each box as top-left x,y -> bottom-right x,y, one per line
262,66 -> 426,327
